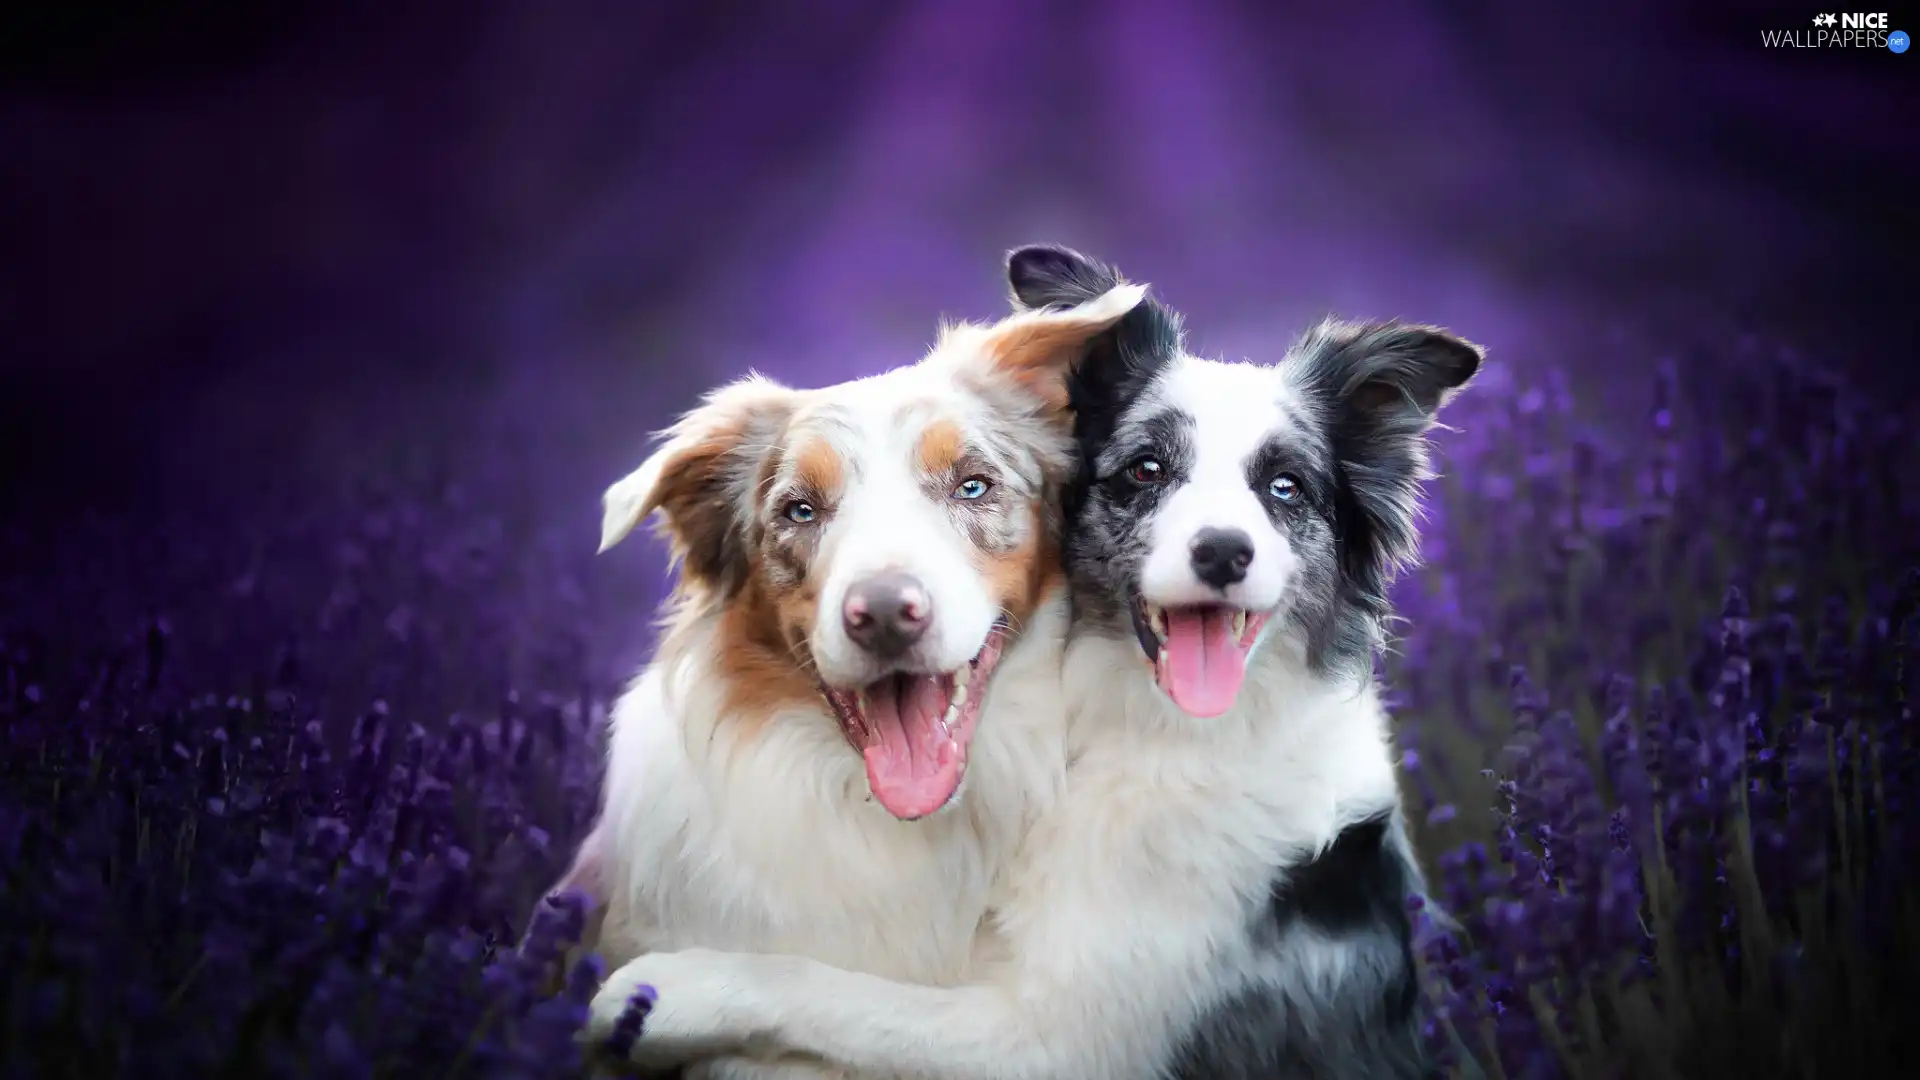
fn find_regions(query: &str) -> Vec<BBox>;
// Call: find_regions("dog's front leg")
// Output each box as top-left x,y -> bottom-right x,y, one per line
587,948 -> 786,1070
588,948 -> 1039,1080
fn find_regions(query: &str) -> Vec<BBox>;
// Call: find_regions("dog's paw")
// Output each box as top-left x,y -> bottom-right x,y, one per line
584,949 -> 771,1069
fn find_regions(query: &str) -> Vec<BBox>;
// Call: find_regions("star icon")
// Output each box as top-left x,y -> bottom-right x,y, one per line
1816,13 -> 1838,26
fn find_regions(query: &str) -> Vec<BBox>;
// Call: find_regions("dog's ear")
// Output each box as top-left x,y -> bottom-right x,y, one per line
599,374 -> 795,591
1006,244 -> 1126,312
1289,318 -> 1483,592
969,282 -> 1148,412
1294,319 -> 1483,429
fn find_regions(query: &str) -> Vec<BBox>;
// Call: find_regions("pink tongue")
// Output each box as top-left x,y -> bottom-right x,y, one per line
860,674 -> 962,819
1158,608 -> 1250,718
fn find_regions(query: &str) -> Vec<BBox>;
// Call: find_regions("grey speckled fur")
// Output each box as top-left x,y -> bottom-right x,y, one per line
1011,244 -> 1480,1080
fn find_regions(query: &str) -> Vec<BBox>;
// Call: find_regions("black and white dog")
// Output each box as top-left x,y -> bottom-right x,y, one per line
586,246 -> 1481,1080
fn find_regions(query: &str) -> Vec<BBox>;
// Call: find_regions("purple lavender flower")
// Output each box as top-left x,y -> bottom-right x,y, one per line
4,324 -> 1916,1079
600,982 -> 659,1060
0,482 -> 615,1078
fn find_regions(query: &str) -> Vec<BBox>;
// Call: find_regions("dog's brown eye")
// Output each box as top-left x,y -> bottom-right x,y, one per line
783,500 -> 817,524
1127,458 -> 1165,484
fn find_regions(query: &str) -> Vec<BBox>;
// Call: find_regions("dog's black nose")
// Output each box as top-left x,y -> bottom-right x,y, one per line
1189,528 -> 1254,590
843,572 -> 933,657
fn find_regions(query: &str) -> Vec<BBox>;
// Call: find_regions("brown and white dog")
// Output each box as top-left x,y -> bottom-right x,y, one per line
559,281 -> 1147,1077
580,248 -> 1472,1080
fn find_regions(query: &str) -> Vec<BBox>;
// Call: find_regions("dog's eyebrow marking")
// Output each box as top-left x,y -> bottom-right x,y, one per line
791,437 -> 847,500
915,417 -> 967,477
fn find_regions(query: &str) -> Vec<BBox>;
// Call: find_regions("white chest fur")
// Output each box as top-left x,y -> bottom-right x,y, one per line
591,597 -> 1072,988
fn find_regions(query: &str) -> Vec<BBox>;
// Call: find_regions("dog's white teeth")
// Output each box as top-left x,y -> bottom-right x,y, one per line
1232,610 -> 1247,643
938,703 -> 960,736
1148,606 -> 1168,641
953,664 -> 970,689
951,681 -> 969,708
855,691 -> 870,717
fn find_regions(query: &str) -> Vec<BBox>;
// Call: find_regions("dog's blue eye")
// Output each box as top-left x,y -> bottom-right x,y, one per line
784,500 -> 817,523
1267,474 -> 1301,503
952,477 -> 992,501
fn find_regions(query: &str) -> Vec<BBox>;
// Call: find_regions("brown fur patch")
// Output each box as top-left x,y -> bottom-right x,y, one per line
915,418 -> 967,478
644,415 -> 753,587
983,321 -> 1092,412
707,570 -> 822,737
634,377 -> 796,593
947,285 -> 1141,417
791,438 -> 846,502
647,421 -> 838,746
974,496 -> 1064,629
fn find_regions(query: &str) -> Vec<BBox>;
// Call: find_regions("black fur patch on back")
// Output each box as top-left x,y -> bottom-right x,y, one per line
1272,815 -> 1417,946
1167,812 -> 1434,1080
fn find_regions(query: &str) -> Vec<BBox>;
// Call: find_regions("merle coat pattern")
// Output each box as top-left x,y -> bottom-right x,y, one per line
1016,243 -> 1470,1080
583,246 -> 1479,1080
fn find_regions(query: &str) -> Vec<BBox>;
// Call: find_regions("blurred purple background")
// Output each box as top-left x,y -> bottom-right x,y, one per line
2,0 -> 1911,566
5,10 -> 1915,1071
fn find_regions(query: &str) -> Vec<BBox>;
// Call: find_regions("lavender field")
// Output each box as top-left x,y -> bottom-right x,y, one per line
6,330 -> 1916,1078
2,2 -> 1914,1077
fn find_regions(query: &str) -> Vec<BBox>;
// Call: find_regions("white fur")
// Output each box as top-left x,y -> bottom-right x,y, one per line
1138,356 -> 1311,620
584,338 -> 1415,1079
576,288 -> 1148,1078
802,403 -> 1011,690
590,632 -> 1400,1080
588,598 -> 1072,1079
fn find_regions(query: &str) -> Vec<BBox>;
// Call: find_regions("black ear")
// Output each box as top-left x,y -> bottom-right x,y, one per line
1005,246 -> 1187,520
1006,244 -> 1125,311
1289,319 -> 1483,609
1293,319 -> 1483,426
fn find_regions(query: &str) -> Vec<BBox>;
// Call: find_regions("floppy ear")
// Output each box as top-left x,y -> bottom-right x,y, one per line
599,374 -> 795,591
970,281 -> 1148,412
1289,318 -> 1484,593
